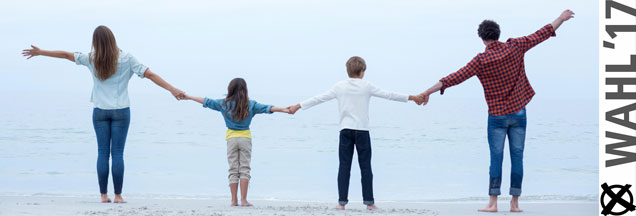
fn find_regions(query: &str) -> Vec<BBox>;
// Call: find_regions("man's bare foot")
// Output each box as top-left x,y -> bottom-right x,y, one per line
478,206 -> 498,212
367,205 -> 379,210
113,194 -> 127,203
335,204 -> 345,210
100,194 -> 111,203
240,200 -> 252,207
510,196 -> 523,212
478,195 -> 498,212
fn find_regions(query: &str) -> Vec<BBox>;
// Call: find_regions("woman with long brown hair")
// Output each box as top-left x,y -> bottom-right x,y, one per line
183,78 -> 290,207
22,25 -> 185,203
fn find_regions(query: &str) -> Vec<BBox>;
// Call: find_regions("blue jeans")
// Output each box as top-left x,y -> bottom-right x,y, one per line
338,129 -> 374,206
93,107 -> 130,194
487,108 -> 526,196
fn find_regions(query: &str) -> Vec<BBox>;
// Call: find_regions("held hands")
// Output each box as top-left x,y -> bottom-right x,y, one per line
22,45 -> 41,59
286,104 -> 301,115
419,93 -> 430,106
410,95 -> 425,105
170,88 -> 186,100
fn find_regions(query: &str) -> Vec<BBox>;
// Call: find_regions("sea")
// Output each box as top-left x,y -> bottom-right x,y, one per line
0,92 -> 597,203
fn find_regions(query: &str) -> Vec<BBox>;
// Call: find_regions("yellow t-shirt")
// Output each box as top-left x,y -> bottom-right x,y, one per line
226,129 -> 251,140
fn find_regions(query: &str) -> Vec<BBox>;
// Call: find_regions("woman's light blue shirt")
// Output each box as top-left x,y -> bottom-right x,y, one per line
74,50 -> 148,110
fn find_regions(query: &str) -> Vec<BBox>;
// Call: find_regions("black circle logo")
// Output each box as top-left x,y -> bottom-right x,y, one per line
601,183 -> 636,215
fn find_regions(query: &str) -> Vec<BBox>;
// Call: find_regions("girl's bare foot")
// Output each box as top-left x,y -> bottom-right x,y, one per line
240,200 -> 253,207
478,195 -> 498,212
100,194 -> 111,203
113,194 -> 127,203
366,205 -> 379,210
510,196 -> 523,212
335,204 -> 345,210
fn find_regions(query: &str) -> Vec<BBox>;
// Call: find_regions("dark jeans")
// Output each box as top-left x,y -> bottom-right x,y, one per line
93,107 -> 130,194
487,108 -> 526,196
338,129 -> 374,205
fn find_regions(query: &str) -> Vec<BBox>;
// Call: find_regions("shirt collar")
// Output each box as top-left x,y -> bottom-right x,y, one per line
486,41 -> 503,51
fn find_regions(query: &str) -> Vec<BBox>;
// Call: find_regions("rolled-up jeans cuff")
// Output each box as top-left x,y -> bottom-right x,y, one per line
509,188 -> 522,196
363,200 -> 375,205
489,188 -> 501,195
338,200 -> 348,205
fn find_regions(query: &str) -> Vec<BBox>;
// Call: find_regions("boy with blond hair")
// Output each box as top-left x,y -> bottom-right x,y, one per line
288,56 -> 424,210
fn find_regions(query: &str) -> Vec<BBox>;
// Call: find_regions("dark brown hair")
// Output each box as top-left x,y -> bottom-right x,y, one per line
223,78 -> 250,122
346,56 -> 366,77
478,20 -> 500,41
91,25 -> 119,81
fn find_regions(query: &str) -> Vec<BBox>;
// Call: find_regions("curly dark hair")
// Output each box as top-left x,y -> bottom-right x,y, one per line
478,20 -> 500,41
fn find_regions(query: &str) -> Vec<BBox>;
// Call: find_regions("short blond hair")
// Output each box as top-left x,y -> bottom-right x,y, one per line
346,56 -> 366,77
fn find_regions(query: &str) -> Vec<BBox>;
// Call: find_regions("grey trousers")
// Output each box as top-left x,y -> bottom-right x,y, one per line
226,137 -> 252,183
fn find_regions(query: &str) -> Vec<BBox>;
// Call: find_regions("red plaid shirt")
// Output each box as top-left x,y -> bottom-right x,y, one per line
439,24 -> 556,116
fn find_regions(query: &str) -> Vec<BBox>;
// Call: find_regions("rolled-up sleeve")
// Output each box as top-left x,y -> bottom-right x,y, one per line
511,24 -> 556,52
439,55 -> 482,95
252,101 -> 273,114
74,52 -> 90,67
203,98 -> 223,111
128,54 -> 148,78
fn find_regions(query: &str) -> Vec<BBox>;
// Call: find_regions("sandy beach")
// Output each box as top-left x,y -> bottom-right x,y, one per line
0,195 -> 597,216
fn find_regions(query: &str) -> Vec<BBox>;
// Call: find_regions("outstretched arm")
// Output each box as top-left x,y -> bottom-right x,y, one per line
418,82 -> 443,106
551,9 -> 575,31
184,94 -> 204,104
143,69 -> 185,100
22,45 -> 74,62
270,106 -> 291,114
288,87 -> 337,114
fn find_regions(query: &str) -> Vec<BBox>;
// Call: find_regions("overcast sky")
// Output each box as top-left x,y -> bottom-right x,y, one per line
0,0 -> 597,104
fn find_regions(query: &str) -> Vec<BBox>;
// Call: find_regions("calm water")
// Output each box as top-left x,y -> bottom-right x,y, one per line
0,92 -> 597,202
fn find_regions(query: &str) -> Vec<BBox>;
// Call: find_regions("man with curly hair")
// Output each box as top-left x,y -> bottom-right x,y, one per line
418,10 -> 575,212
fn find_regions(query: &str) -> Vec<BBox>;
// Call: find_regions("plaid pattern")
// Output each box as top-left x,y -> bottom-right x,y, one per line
440,24 -> 556,116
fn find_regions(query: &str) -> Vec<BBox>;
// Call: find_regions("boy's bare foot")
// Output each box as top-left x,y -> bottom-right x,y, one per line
478,195 -> 498,212
366,205 -> 379,210
100,194 -> 111,203
335,204 -> 345,210
113,194 -> 126,203
240,200 -> 253,207
510,196 -> 523,212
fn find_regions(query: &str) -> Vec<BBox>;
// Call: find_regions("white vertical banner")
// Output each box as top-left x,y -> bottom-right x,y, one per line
599,0 -> 636,216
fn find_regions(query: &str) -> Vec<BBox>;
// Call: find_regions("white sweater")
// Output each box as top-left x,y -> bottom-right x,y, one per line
300,78 -> 409,131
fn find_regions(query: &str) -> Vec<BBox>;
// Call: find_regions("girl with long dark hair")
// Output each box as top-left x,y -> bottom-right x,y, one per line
184,78 -> 290,206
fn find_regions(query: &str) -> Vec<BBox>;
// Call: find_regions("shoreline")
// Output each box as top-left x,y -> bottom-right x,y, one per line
0,195 -> 598,216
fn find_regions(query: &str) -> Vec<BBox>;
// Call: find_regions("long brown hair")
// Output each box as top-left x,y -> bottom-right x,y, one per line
91,25 -> 119,81
223,78 -> 250,122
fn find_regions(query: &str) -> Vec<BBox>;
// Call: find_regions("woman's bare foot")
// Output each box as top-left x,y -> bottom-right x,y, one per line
335,204 -> 345,210
240,200 -> 253,207
366,204 -> 379,210
510,196 -> 523,212
100,194 -> 111,203
478,195 -> 498,212
231,200 -> 239,207
113,194 -> 127,203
